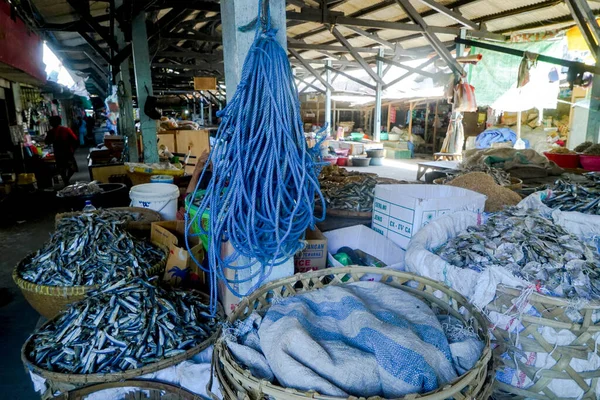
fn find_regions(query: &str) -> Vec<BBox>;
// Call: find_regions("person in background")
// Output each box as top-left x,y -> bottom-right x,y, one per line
77,116 -> 87,146
46,116 -> 79,187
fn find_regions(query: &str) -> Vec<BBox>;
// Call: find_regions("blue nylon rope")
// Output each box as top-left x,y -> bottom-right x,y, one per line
185,0 -> 326,315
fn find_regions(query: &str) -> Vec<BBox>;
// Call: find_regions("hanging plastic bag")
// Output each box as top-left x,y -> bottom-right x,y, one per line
453,80 -> 477,112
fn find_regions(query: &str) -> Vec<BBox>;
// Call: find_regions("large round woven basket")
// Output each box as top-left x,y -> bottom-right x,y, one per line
214,267 -> 494,400
21,291 -> 223,390
12,245 -> 168,319
53,380 -> 204,400
487,285 -> 600,399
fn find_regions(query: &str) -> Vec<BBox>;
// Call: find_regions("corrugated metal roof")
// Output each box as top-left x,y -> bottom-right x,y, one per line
17,0 -> 600,95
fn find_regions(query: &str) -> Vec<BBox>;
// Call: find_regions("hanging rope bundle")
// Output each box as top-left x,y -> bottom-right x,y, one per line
185,0 -> 325,314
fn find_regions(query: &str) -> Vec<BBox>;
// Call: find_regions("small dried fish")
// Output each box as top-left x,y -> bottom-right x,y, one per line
541,177 -> 600,215
19,213 -> 165,286
443,163 -> 511,186
28,278 -> 220,374
57,181 -> 103,197
435,207 -> 600,300
318,165 -> 406,212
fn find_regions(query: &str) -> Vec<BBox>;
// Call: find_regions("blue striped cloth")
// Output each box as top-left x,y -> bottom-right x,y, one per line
227,281 -> 470,398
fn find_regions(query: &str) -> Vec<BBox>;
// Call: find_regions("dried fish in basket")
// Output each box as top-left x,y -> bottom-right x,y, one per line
435,207 -> 600,300
23,278 -> 223,383
18,212 -> 166,287
442,163 -> 511,186
57,181 -> 103,198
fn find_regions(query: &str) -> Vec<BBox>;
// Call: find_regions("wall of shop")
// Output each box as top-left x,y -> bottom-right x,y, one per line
0,2 -> 45,83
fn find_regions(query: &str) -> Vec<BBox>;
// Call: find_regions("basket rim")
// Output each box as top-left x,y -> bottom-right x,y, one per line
216,266 -> 494,400
12,244 -> 169,295
22,290 -> 223,385
56,379 -> 205,400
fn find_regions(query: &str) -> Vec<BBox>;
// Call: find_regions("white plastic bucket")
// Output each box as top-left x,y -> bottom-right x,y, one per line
150,175 -> 174,184
129,183 -> 179,220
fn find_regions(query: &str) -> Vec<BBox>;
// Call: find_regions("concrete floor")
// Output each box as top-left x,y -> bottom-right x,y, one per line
344,154 -> 433,182
0,148 -> 90,399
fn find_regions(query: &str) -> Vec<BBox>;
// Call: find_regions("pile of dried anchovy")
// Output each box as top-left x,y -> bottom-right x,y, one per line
57,181 -> 103,197
435,207 -> 600,299
19,214 -> 165,286
541,177 -> 600,214
575,141 -> 593,153
319,165 -> 377,212
28,278 -> 220,374
443,163 -> 511,186
583,144 -> 600,155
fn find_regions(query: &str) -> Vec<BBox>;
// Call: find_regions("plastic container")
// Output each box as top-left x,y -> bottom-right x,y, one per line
366,149 -> 384,158
150,175 -> 175,184
129,183 -> 179,220
323,156 -> 338,165
351,132 -> 364,141
336,157 -> 348,166
543,152 -> 580,169
334,149 -> 349,157
351,157 -> 371,167
59,183 -> 129,210
370,157 -> 383,166
380,132 -> 389,141
580,155 -> 600,171
185,191 -> 210,251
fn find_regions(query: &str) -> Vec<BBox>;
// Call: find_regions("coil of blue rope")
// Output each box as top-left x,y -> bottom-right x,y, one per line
185,0 -> 326,315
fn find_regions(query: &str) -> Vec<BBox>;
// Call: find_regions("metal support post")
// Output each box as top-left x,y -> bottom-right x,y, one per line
373,48 -> 384,142
115,0 -> 137,161
208,101 -> 213,125
132,11 -> 158,163
325,60 -> 332,134
221,0 -> 287,102
200,91 -> 205,126
587,49 -> 600,143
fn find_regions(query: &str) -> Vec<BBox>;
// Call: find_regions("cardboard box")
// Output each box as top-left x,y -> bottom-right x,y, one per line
218,241 -> 294,315
151,221 -> 206,287
294,227 -> 327,273
324,225 -> 405,272
371,184 -> 486,250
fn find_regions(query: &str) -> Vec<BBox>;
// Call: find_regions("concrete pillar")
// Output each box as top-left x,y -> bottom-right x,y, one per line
325,60 -> 332,134
587,64 -> 600,143
132,11 -> 158,163
373,48 -> 384,142
221,0 -> 287,102
115,0 -> 137,161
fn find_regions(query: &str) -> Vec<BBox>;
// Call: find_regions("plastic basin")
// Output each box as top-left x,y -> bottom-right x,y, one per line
543,152 -> 580,169
323,156 -> 337,165
580,155 -> 600,171
351,132 -> 364,141
336,157 -> 348,166
351,157 -> 371,167
334,149 -> 349,157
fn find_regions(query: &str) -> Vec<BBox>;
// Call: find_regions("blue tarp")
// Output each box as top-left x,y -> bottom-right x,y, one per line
475,128 -> 530,149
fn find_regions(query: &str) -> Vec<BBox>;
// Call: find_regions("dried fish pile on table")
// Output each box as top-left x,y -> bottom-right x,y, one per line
547,147 -> 576,154
318,165 -> 377,212
541,177 -> 600,214
27,278 -> 219,374
443,163 -> 511,186
435,207 -> 600,299
19,213 -> 165,286
57,181 -> 103,197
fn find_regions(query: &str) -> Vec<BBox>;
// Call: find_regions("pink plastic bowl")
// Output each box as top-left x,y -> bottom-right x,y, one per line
580,155 -> 600,171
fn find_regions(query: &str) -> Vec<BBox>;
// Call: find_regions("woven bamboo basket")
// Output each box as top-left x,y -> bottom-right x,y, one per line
55,207 -> 162,237
21,291 -> 223,390
53,380 -> 204,400
214,267 -> 494,400
486,285 -> 600,400
12,245 -> 168,319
